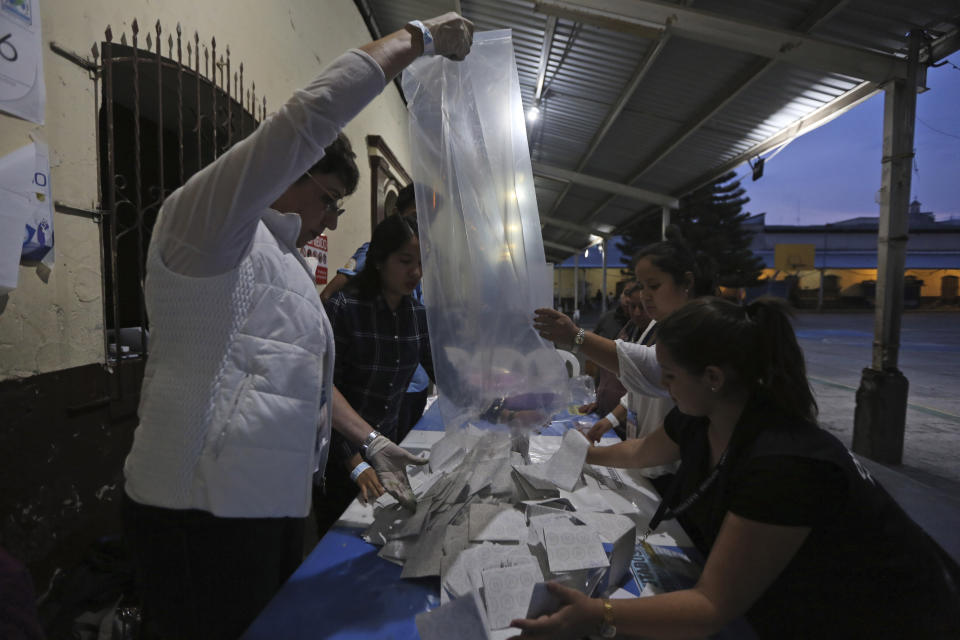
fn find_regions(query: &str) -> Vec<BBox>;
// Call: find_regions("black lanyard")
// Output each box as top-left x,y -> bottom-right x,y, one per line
641,447 -> 729,542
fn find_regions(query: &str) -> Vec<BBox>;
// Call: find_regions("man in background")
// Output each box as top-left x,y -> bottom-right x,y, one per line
593,283 -> 634,340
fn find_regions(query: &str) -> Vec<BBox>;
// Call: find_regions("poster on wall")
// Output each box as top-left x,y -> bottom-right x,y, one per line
299,234 -> 328,286
0,0 -> 46,124
0,140 -> 54,294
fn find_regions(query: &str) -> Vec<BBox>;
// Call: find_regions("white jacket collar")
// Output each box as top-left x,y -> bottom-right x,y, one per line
262,208 -> 300,249
262,209 -> 313,278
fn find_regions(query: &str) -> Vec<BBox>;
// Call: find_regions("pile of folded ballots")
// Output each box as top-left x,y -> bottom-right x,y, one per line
358,426 -> 663,640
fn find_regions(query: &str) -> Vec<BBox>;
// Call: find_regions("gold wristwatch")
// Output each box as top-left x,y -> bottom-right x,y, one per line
599,598 -> 616,638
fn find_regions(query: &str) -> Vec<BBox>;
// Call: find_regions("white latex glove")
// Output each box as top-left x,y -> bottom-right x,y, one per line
364,435 -> 428,511
421,12 -> 475,60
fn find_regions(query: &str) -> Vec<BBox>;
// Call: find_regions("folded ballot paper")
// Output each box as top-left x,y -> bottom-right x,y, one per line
363,424 -> 648,640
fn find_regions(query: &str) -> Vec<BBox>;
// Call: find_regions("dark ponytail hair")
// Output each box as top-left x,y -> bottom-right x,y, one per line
656,296 -> 818,425
633,225 -> 717,297
351,215 -> 419,298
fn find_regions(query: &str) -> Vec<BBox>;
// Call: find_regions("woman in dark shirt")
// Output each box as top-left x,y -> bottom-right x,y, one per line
510,297 -> 959,639
313,215 -> 433,536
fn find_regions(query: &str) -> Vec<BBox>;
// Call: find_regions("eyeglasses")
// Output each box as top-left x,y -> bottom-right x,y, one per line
305,170 -> 345,217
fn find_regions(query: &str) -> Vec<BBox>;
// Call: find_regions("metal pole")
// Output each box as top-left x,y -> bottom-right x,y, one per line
103,26 -> 121,387
818,226 -> 827,311
132,22 -> 147,362
661,206 -> 671,239
601,239 -> 608,313
817,268 -> 825,310
853,30 -> 921,464
573,253 -> 580,317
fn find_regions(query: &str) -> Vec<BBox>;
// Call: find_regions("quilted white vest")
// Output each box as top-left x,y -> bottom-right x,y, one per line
123,208 -> 333,518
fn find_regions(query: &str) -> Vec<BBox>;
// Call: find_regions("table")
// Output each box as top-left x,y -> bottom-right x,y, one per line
243,403 -> 753,639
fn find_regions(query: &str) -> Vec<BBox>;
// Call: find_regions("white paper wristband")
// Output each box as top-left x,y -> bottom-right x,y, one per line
604,412 -> 620,429
350,461 -> 372,483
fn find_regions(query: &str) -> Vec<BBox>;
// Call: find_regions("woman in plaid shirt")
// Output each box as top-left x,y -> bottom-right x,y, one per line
314,215 -> 434,535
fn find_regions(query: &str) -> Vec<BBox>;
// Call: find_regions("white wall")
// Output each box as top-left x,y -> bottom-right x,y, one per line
0,0 -> 412,380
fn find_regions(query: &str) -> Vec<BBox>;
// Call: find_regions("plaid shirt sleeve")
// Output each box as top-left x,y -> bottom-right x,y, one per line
325,289 -> 429,462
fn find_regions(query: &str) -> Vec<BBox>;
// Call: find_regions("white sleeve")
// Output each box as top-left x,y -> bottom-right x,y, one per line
155,49 -> 386,275
616,339 -> 671,399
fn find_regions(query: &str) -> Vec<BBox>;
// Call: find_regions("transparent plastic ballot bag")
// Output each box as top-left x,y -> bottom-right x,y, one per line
403,30 -> 569,431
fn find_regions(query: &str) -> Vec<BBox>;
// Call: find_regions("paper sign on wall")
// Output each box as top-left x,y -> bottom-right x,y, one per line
300,234 -> 328,285
0,140 -> 54,293
0,0 -> 46,124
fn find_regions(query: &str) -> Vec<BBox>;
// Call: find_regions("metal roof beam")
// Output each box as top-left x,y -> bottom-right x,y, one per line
544,239 -> 582,253
925,24 -> 960,65
533,163 -> 678,208
533,0 -> 907,83
553,0 -> 854,239
540,215 -> 610,238
571,33 -> 668,168
574,56 -> 774,231
534,15 -> 558,101
620,79 -> 880,236
677,80 -> 880,206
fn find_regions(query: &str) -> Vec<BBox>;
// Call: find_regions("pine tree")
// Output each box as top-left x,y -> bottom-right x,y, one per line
616,171 -> 764,288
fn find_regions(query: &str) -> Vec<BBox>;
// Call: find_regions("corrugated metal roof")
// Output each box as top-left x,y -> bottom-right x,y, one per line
358,0 -> 960,262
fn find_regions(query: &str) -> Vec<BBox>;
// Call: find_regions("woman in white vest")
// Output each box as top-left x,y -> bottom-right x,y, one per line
121,14 -> 474,640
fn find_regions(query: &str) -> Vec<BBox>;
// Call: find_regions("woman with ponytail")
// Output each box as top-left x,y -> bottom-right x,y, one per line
512,297 -> 959,640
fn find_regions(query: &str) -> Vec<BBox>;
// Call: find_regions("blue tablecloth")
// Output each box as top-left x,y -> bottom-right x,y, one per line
242,404 -> 753,639
242,526 -> 436,639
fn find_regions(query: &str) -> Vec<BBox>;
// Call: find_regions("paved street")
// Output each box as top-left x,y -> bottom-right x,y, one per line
794,311 -> 960,497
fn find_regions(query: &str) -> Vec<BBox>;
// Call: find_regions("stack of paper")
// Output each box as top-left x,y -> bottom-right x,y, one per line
366,426 -> 648,639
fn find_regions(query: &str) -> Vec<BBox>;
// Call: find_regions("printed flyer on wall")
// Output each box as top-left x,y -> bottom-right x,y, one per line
0,0 -> 45,123
0,140 -> 54,293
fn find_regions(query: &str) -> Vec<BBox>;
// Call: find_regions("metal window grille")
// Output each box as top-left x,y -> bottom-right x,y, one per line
88,20 -> 265,381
